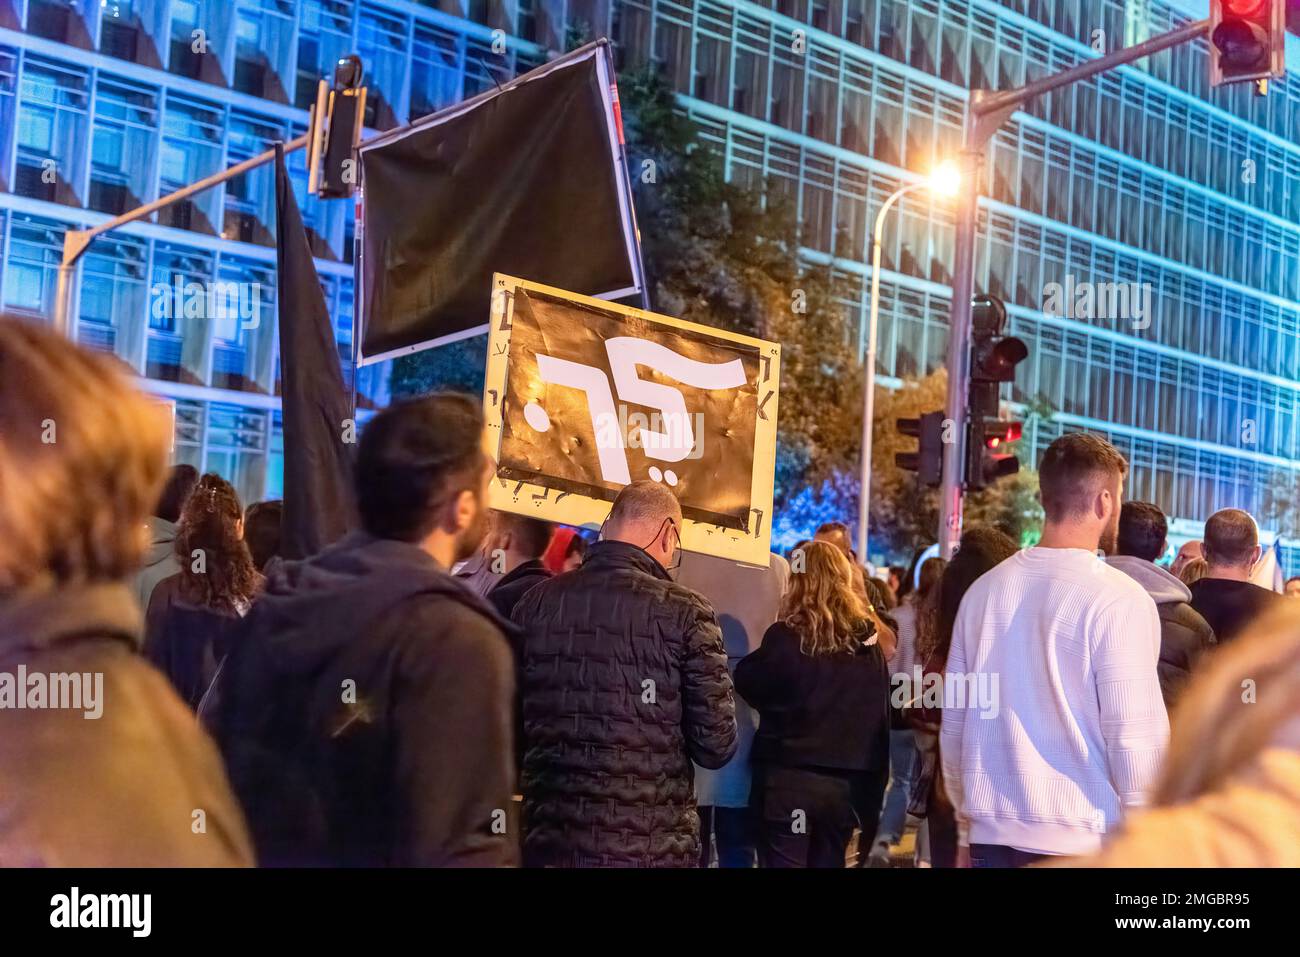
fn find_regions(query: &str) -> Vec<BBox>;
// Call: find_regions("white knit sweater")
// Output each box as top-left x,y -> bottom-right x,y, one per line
940,547 -> 1170,856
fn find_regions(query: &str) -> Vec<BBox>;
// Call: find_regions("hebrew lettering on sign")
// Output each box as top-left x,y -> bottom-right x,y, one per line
482,275 -> 781,566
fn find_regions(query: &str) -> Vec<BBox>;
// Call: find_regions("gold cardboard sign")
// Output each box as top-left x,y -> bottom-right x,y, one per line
482,274 -> 780,566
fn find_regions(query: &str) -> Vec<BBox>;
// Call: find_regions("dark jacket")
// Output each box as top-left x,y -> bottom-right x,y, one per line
0,583 -> 252,866
1190,577 -> 1286,645
144,573 -> 244,709
210,532 -> 518,867
487,559 -> 552,629
488,557 -> 553,772
1107,555 -> 1216,709
511,540 -> 738,867
736,619 -> 891,773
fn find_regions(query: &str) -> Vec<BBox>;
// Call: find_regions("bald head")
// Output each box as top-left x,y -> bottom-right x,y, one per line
605,480 -> 682,568
1171,540 -> 1202,576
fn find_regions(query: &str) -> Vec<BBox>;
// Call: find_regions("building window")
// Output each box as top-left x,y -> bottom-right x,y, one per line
2,216 -> 64,317
15,57 -> 89,206
90,75 -> 158,215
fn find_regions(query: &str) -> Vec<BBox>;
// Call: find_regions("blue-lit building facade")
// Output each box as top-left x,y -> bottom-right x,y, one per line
2,0 -> 1298,567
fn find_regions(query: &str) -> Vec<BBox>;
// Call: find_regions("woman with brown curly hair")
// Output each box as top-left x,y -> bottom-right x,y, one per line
144,472 -> 262,708
735,540 -> 892,867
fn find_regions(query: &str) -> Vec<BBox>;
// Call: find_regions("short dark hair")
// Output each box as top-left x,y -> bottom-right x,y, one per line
1038,432 -> 1128,521
1117,501 -> 1167,563
498,512 -> 551,558
156,464 -> 199,523
244,499 -> 283,572
1203,508 -> 1259,568
356,393 -> 485,542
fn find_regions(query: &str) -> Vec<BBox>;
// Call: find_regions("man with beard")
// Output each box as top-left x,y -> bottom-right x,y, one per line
211,394 -> 518,866
941,433 -> 1168,867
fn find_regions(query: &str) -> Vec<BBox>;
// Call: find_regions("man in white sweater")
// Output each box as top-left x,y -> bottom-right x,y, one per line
941,432 -> 1169,866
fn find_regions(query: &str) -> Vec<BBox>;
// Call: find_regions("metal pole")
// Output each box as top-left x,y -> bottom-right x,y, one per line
937,144 -> 982,560
858,180 -> 926,562
53,262 -> 75,341
936,18 -> 1211,558
53,133 -> 311,337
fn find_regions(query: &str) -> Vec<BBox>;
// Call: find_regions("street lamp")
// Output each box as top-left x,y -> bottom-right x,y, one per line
857,162 -> 960,563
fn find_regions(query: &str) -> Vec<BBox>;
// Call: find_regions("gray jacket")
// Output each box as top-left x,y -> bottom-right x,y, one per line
133,516 -> 181,614
1107,555 -> 1216,709
677,550 -> 790,808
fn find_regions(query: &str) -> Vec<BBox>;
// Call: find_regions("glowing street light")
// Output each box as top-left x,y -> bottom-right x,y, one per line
857,162 -> 961,562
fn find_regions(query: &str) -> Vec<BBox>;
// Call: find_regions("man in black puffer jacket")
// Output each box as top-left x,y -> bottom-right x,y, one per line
512,480 -> 738,867
1106,502 -> 1216,709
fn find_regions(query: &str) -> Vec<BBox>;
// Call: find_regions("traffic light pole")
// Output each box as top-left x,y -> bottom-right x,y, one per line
937,17 -> 1210,558
52,133 -> 311,341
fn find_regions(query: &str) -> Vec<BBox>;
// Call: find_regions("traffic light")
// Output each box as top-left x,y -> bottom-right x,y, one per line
965,295 -> 1028,491
967,419 -> 1023,490
896,411 -> 945,487
307,55 -> 368,199
1209,0 -> 1285,89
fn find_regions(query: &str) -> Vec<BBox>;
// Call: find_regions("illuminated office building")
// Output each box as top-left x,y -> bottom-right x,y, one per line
2,0 -> 1297,567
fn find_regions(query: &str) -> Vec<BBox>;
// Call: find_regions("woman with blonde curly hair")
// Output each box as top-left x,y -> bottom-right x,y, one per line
735,540 -> 892,867
1079,602 -> 1300,867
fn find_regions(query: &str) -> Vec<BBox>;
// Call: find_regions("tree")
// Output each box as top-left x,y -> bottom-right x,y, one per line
389,335 -> 487,398
869,369 -> 1045,558
619,68 -> 863,506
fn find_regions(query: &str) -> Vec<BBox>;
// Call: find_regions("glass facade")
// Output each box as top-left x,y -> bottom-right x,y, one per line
1,0 -> 1297,567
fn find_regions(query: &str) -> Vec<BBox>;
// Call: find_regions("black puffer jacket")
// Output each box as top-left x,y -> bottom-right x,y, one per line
511,540 -> 738,867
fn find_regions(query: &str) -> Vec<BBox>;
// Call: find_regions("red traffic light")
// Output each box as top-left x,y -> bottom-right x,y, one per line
983,421 -> 1023,449
1210,0 -> 1285,86
1224,0 -> 1267,15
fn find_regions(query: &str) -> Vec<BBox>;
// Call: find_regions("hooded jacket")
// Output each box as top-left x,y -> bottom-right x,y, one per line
0,583 -> 252,866
132,515 -> 181,613
511,540 -> 738,867
210,532 -> 518,867
1107,555 -> 1216,708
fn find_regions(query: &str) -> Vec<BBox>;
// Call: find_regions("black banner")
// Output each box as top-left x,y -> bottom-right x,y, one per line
358,42 -> 638,360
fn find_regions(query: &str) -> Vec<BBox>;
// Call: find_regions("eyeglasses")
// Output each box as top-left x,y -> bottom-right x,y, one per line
650,520 -> 681,572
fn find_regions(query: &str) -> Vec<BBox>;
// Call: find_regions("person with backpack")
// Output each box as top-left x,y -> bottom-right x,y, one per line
210,394 -> 518,866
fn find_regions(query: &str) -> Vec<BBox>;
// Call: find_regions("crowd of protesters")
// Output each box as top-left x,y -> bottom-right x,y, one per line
3,316 -> 1300,868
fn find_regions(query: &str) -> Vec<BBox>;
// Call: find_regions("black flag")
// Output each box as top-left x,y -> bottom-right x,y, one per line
357,40 -> 642,361
274,143 -> 356,560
